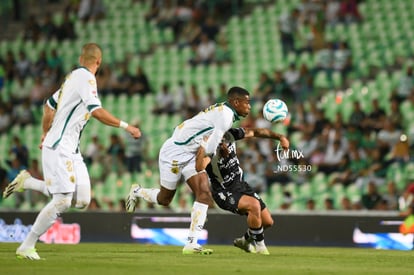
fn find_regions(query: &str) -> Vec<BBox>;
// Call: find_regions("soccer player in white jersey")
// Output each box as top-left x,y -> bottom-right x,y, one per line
3,43 -> 141,260
126,86 -> 251,254
196,128 -> 289,255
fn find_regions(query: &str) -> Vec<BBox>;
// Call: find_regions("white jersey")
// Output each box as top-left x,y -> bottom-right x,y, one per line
43,67 -> 102,153
171,102 -> 240,155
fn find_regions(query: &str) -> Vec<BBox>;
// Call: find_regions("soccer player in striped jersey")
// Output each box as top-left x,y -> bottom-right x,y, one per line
126,86 -> 251,254
3,43 -> 141,260
196,127 -> 289,255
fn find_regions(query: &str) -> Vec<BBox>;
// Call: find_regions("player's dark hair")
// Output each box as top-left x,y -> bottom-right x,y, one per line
227,86 -> 249,99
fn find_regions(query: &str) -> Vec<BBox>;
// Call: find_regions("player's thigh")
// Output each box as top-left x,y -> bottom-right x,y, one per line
73,158 -> 91,208
238,195 -> 261,214
42,146 -> 77,194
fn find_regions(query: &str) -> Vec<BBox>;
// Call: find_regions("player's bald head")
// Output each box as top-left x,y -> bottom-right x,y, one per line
80,43 -> 102,65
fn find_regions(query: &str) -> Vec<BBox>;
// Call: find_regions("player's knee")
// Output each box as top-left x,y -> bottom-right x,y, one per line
195,191 -> 213,205
54,197 -> 72,213
157,196 -> 173,206
74,199 -> 90,209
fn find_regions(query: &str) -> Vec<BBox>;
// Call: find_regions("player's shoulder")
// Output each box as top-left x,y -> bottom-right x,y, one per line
73,67 -> 95,79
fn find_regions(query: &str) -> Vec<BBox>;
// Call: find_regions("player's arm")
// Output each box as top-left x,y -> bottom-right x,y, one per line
91,108 -> 141,139
195,145 -> 211,172
244,128 -> 289,150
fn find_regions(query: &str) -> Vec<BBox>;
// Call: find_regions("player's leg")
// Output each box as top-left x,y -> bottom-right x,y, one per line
182,169 -> 214,254
72,158 -> 91,209
16,192 -> 72,260
3,170 -> 49,198
16,146 -> 76,260
233,195 -> 262,253
126,139 -> 178,212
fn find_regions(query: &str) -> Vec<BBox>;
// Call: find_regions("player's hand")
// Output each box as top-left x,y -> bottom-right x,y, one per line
279,136 -> 290,150
127,125 -> 141,139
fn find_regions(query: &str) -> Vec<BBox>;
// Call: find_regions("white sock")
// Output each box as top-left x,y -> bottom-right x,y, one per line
17,193 -> 72,251
24,177 -> 50,197
135,187 -> 160,204
186,201 -> 208,246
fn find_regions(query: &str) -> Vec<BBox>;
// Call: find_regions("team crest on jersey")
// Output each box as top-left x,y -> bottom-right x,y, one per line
171,160 -> 179,174
70,175 -> 75,183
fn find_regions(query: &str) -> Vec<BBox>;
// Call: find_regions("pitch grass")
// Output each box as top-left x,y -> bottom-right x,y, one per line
1,243 -> 414,275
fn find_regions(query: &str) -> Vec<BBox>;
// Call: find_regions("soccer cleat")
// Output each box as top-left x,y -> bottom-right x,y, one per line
126,184 -> 140,213
3,170 -> 30,198
255,244 -> 270,255
16,248 -> 41,260
233,237 -> 256,253
182,244 -> 213,255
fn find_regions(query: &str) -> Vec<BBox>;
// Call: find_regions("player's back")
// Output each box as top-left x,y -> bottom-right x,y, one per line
171,102 -> 235,152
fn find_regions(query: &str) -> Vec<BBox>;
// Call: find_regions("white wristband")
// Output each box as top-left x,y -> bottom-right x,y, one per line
119,120 -> 128,129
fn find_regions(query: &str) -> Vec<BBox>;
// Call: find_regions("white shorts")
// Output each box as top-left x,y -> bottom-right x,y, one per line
158,138 -> 198,190
42,146 -> 90,195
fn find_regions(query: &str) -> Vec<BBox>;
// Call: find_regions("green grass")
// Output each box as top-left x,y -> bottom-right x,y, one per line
1,243 -> 414,275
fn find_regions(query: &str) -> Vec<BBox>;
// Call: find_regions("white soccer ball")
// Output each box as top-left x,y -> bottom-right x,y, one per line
262,99 -> 288,123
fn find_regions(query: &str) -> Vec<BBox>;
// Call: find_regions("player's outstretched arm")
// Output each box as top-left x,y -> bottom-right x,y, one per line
91,108 -> 141,139
244,128 -> 289,150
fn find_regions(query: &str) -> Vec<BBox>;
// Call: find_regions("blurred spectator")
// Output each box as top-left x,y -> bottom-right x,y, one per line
214,39 -> 231,65
382,181 -> 400,210
12,97 -> 35,127
96,64 -> 112,95
395,66 -> 413,103
123,120 -> 147,173
30,76 -> 47,107
111,63 -> 133,95
0,105 -> 12,134
56,11 -> 76,41
172,80 -> 188,112
4,50 -> 16,81
87,197 -> 101,211
15,50 -> 31,80
377,119 -> 402,151
254,72 -> 273,102
269,70 -> 292,102
278,8 -> 300,55
47,49 -> 64,81
297,64 -> 313,101
23,14 -> 41,41
85,135 -> 104,166
306,198 -> 315,210
200,16 -> 220,41
178,18 -> 201,49
284,63 -> 301,97
389,97 -> 403,129
10,77 -> 30,104
9,135 -> 29,168
105,133 -> 125,174
333,41 -> 352,83
154,0 -> 177,30
363,98 -> 386,132
130,66 -> 151,96
185,83 -> 203,116
339,0 -> 362,24
6,157 -> 27,207
32,50 -> 48,78
312,42 -> 334,88
318,139 -> 346,174
348,101 -> 365,128
361,181 -> 383,210
390,134 -> 410,163
280,191 -> 293,210
152,83 -> 175,115
41,12 -> 57,40
325,0 -> 341,26
78,0 -> 106,23
188,33 -> 216,66
340,196 -> 353,210
324,197 -> 335,210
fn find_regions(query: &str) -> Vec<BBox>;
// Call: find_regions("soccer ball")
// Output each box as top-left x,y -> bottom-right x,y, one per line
262,99 -> 288,123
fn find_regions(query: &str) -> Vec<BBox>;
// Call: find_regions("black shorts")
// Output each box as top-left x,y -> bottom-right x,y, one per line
211,181 -> 266,215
